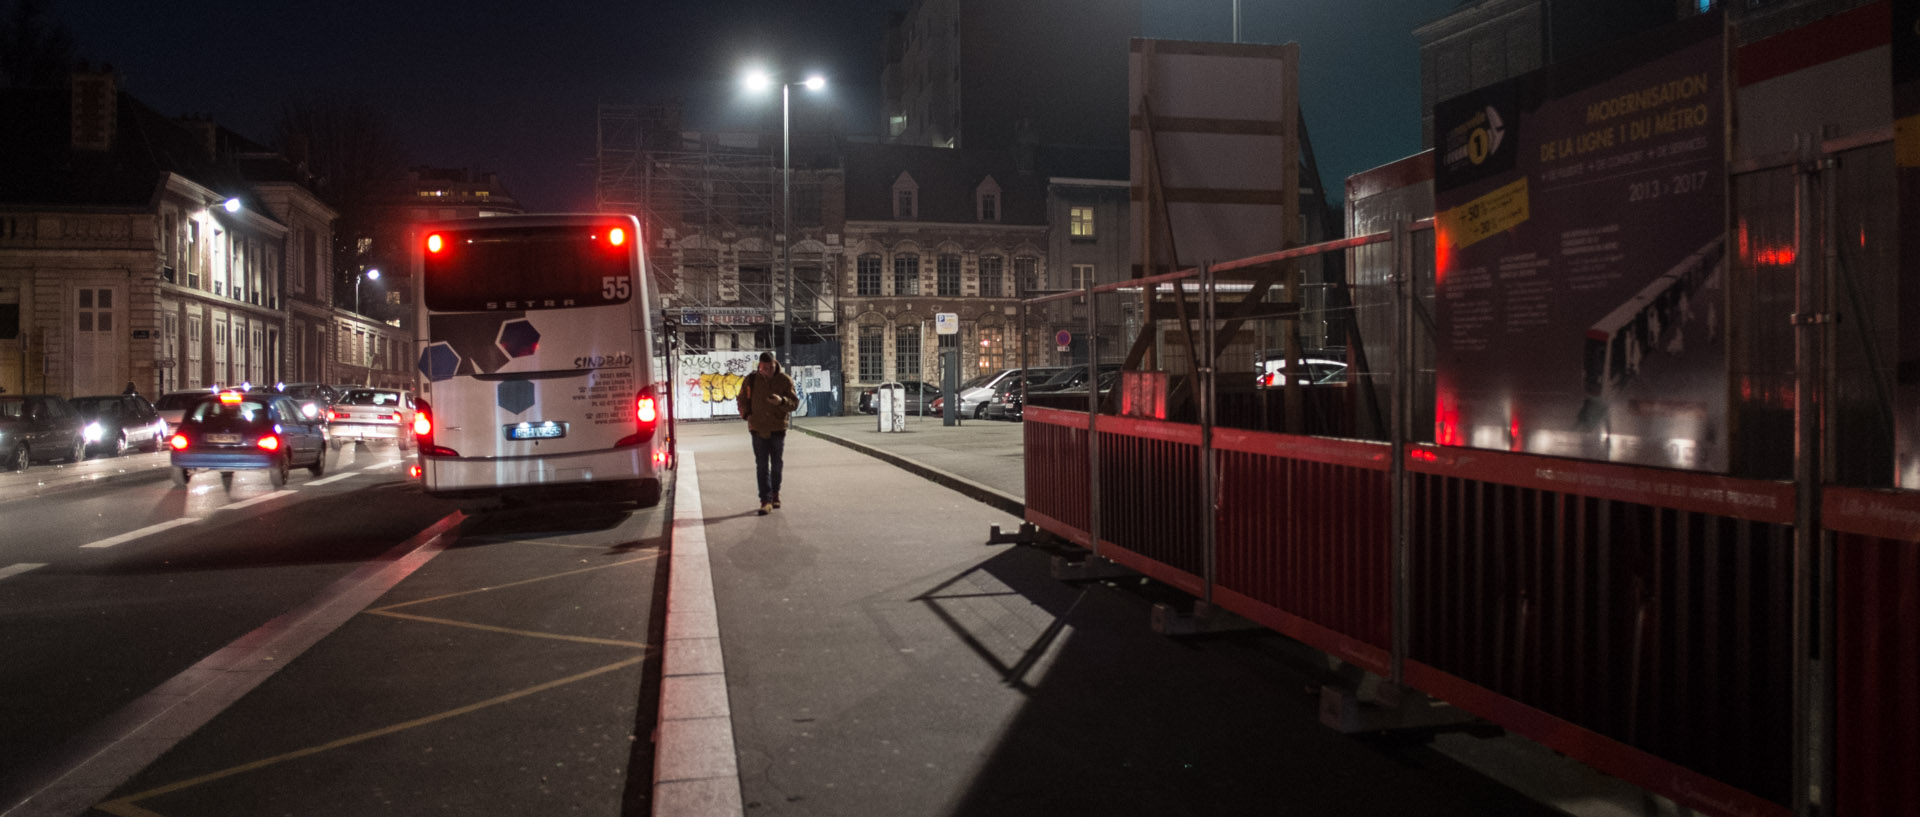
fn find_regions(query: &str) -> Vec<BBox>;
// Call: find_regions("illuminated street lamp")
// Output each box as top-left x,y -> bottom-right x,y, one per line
356,268 -> 380,316
744,68 -> 826,372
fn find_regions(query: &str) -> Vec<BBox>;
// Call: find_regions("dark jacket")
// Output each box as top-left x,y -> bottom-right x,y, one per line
737,364 -> 799,436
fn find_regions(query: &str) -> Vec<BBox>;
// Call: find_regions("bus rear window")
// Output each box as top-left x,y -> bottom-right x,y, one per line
423,225 -> 635,312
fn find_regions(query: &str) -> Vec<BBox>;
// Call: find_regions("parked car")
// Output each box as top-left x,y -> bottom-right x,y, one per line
328,388 -> 416,448
857,381 -> 942,416
155,389 -> 219,433
981,367 -> 1071,420
0,394 -> 89,471
1003,367 -> 1123,421
948,369 -> 1024,419
69,394 -> 167,456
167,391 -> 329,489
1257,357 -> 1349,387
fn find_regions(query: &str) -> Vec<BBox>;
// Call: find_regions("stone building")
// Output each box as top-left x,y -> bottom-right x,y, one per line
838,143 -> 1047,392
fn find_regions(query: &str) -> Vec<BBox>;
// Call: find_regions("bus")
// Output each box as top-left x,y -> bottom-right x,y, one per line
410,214 -> 673,506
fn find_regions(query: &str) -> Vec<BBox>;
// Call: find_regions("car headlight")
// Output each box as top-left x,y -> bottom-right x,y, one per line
83,422 -> 103,442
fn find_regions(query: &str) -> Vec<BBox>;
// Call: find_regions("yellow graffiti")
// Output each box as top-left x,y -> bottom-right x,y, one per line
695,372 -> 744,403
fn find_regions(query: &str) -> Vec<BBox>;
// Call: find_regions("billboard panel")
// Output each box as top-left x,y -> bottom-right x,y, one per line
1433,13 -> 1728,472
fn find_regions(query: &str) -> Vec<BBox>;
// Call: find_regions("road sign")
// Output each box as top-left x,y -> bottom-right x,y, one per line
1055,330 -> 1071,346
935,313 -> 958,335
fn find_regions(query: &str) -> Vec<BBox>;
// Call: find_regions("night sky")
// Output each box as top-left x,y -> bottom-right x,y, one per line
45,0 -> 1459,212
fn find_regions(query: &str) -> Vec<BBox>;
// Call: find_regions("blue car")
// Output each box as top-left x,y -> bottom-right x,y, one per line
167,391 -> 330,489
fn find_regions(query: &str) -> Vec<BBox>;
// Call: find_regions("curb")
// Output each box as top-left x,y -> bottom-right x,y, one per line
791,423 -> 1025,517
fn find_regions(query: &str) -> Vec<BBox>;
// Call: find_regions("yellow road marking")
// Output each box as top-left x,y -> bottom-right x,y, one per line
367,553 -> 659,613
365,609 -> 650,648
94,656 -> 645,817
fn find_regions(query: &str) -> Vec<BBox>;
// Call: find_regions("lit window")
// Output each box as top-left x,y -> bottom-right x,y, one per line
1069,207 -> 1094,238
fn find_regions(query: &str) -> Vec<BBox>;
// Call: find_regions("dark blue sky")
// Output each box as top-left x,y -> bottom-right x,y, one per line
48,0 -> 1458,211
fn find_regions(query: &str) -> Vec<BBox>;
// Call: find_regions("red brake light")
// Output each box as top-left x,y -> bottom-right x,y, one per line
635,394 -> 657,424
616,388 -> 661,447
412,412 -> 431,436
256,435 -> 281,452
426,233 -> 444,253
169,433 -> 189,450
608,227 -> 627,246
327,409 -> 337,422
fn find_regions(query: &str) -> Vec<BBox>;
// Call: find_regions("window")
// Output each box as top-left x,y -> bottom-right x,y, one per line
978,325 -> 1005,372
978,255 -> 1004,298
1073,264 -> 1096,290
937,253 -> 961,296
1014,256 -> 1038,294
187,221 -> 201,289
892,172 -> 918,220
979,193 -> 997,222
1069,206 -> 1095,238
893,254 -> 920,296
896,325 -> 921,379
859,324 -> 884,381
302,228 -> 318,294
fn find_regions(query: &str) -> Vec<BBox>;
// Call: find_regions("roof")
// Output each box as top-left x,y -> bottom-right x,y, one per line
0,86 -> 282,214
843,143 -> 1047,225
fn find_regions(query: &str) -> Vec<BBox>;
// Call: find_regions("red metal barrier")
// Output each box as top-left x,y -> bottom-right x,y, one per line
1213,428 -> 1393,674
1825,486 -> 1920,817
1406,446 -> 1795,815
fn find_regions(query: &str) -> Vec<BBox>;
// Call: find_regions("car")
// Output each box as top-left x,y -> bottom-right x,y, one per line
1257,357 -> 1349,387
0,394 -> 89,471
948,368 -> 1024,419
154,389 -> 219,433
981,367 -> 1071,420
279,383 -> 340,419
166,390 -> 329,489
1004,365 -> 1122,421
69,394 -> 168,456
857,381 -> 942,416
328,388 -> 416,449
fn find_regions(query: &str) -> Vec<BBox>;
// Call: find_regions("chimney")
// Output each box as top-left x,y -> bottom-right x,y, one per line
176,114 -> 218,160
70,62 -> 118,152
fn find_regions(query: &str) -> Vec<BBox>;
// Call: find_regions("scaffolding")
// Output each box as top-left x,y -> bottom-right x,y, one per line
594,102 -> 838,355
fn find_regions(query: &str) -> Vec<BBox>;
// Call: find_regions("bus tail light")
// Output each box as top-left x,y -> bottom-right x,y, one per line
412,399 -> 460,458
616,387 -> 661,447
426,233 -> 445,253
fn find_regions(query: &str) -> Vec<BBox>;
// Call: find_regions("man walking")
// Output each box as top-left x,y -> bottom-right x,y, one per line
737,352 -> 799,515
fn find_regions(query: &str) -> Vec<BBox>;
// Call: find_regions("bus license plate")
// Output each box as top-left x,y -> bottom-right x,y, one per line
505,423 -> 566,441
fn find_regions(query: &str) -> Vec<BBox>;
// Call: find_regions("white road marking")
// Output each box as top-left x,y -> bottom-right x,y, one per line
307,472 -> 358,486
219,489 -> 298,511
0,563 -> 48,580
79,518 -> 198,549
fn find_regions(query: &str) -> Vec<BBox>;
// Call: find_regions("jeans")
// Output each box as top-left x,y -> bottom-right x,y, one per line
751,430 -> 786,503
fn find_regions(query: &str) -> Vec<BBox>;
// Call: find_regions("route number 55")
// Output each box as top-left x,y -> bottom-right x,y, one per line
602,276 -> 631,300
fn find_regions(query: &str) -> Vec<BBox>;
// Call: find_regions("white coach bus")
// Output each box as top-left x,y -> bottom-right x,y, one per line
410,214 -> 673,506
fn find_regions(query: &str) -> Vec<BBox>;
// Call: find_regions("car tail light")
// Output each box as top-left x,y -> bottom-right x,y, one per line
616,386 -> 662,447
169,433 -> 189,450
327,409 -> 337,422
412,398 -> 458,458
256,435 -> 281,452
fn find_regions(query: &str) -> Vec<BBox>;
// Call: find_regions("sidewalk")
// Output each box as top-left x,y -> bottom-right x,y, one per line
668,420 -> 1564,817
790,413 -> 1027,514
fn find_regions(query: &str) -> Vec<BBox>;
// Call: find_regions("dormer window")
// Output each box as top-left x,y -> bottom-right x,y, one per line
893,172 -> 919,220
976,176 -> 1001,222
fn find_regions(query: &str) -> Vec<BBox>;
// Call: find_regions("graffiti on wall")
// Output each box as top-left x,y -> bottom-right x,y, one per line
676,352 -> 758,420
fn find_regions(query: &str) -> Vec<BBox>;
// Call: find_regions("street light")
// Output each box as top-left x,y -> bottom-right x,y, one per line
743,69 -> 826,372
356,268 -> 380,315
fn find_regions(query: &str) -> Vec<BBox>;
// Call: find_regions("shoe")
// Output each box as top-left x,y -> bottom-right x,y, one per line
770,494 -> 781,508
758,502 -> 772,516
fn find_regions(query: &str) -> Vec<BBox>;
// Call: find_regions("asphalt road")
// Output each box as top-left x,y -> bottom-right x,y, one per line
0,444 -> 670,817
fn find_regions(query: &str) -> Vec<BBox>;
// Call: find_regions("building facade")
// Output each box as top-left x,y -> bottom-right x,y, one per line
839,143 -> 1047,393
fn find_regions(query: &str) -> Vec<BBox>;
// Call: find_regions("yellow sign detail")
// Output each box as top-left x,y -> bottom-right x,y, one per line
1898,115 -> 1920,168
1437,177 -> 1531,250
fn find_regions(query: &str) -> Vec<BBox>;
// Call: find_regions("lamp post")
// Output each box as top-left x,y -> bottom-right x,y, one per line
744,70 -> 825,372
356,268 -> 380,316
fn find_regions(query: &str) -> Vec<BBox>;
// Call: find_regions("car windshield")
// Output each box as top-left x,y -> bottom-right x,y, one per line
0,397 -> 24,420
960,373 -> 1000,390
342,390 -> 402,407
156,393 -> 206,410
187,398 -> 271,424
71,398 -> 123,418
